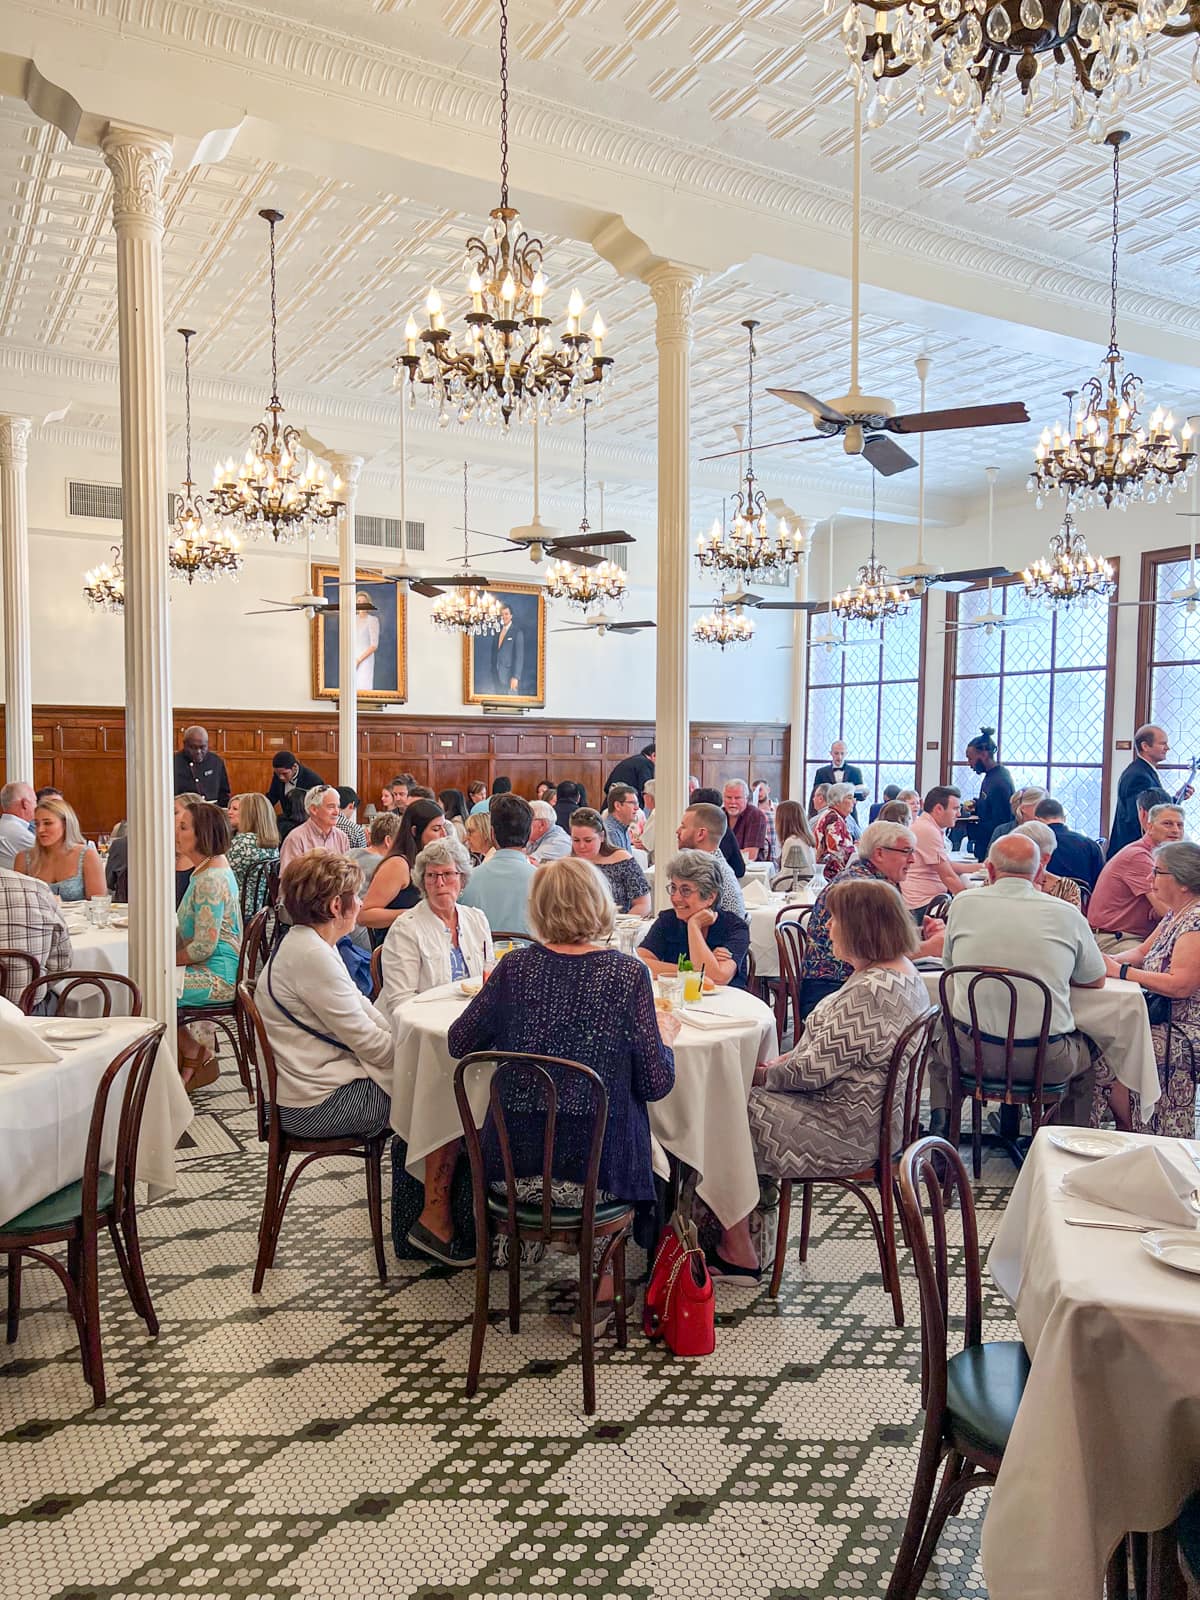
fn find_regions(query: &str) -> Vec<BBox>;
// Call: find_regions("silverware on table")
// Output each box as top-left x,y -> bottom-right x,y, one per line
1064,1216 -> 1156,1233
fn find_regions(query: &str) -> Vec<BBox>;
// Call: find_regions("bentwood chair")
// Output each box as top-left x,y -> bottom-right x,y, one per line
938,966 -> 1062,1178
236,982 -> 387,1293
369,946 -> 384,1002
884,1136 -> 1030,1600
1065,876 -> 1093,914
2,1024 -> 167,1407
0,949 -> 40,1005
768,1005 -> 939,1327
239,857 -> 280,923
772,914 -> 809,1045
925,894 -> 954,923
454,1051 -> 635,1416
19,971 -> 142,1018
242,903 -> 286,984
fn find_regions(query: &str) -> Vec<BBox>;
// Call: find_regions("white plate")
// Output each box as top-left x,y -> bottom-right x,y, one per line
1141,1229 -> 1200,1276
458,979 -> 482,997
1047,1129 -> 1138,1160
40,1022 -> 104,1043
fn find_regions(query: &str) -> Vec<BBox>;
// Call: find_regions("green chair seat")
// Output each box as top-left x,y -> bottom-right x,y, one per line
968,1080 -> 1068,1100
2,1172 -> 115,1234
945,1339 -> 1030,1455
486,1194 -> 631,1229
1177,1491 -> 1200,1583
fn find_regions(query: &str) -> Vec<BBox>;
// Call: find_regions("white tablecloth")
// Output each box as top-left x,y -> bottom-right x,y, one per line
982,1128 -> 1200,1600
391,981 -> 777,1227
0,1015 -> 193,1224
742,889 -> 817,980
920,969 -> 1161,1110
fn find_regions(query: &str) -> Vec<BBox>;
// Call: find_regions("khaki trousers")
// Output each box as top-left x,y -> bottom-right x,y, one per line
1093,931 -> 1143,955
930,1028 -> 1094,1127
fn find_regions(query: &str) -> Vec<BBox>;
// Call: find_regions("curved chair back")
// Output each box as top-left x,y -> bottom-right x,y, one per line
84,1023 -> 168,1224
878,1005 -> 941,1172
19,970 -> 143,1018
242,904 -> 285,984
925,894 -> 954,922
937,964 -> 1055,1104
237,980 -> 280,1135
369,945 -> 384,1002
897,1136 -> 984,1419
774,917 -> 808,1030
1065,876 -> 1092,913
453,1051 -> 606,1251
0,948 -> 41,1004
240,856 -> 280,922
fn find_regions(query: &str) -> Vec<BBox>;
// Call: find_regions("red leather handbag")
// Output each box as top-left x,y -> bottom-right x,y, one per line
643,1213 -> 715,1357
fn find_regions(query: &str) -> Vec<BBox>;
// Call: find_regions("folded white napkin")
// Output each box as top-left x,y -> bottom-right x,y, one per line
1062,1143 -> 1200,1228
741,878 -> 771,908
0,995 -> 24,1021
677,1007 -> 757,1032
0,1010 -> 63,1067
408,983 -> 471,1005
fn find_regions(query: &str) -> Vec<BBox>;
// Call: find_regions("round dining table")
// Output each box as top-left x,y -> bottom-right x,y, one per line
391,979 -> 778,1227
57,903 -> 135,1014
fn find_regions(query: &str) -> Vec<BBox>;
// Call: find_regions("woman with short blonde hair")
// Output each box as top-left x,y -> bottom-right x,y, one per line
464,808 -> 494,864
528,854 -> 616,946
227,792 -> 280,900
16,794 -> 105,902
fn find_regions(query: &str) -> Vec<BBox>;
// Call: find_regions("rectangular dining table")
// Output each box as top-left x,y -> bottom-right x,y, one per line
982,1127 -> 1200,1600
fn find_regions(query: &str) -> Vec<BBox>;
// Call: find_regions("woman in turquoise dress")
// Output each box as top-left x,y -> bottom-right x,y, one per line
176,797 -> 242,1088
15,795 -> 106,902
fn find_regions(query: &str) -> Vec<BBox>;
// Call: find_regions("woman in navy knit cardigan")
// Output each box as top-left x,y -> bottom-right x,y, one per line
449,857 -> 677,1327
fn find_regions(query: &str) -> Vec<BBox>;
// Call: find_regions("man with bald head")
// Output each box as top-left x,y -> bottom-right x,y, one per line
173,725 -> 230,807
928,831 -> 1106,1136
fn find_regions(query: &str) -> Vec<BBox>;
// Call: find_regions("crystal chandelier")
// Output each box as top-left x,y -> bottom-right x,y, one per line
839,0 -> 1200,154
1029,135 -> 1196,512
82,546 -> 125,613
692,596 -> 756,650
168,330 -> 243,585
396,0 -> 612,428
1021,505 -> 1116,604
831,479 -> 911,624
211,210 -> 343,542
695,321 -> 804,583
432,465 -> 505,637
545,401 -> 627,611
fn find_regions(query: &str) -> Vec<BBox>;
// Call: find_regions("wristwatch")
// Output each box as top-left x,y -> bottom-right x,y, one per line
1119,963 -> 1130,982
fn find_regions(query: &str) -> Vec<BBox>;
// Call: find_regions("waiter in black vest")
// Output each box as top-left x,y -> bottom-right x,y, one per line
810,740 -> 867,826
173,726 -> 230,806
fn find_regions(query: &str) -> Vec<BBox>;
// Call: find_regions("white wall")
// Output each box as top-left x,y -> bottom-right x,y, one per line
7,439 -> 796,723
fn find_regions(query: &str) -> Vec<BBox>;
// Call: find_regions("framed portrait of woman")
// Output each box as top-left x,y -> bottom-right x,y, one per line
310,564 -> 407,704
462,581 -> 546,708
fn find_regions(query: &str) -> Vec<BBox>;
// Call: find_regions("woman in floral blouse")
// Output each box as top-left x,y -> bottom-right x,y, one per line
814,783 -> 857,883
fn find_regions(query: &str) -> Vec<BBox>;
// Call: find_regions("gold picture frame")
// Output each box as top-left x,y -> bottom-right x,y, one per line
462,582 -> 546,707
310,564 -> 407,704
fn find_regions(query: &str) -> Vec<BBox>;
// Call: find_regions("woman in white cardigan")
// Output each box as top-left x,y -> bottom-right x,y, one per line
380,837 -> 493,1015
258,851 -> 394,1139
379,836 -> 492,1268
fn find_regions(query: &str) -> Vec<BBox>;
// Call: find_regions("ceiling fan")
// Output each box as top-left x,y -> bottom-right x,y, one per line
690,582 -> 822,617
245,593 -> 338,620
702,100 -> 1028,479
552,611 -> 654,637
400,462 -> 505,599
1112,501 -> 1200,615
471,405 -> 635,567
941,469 -> 1042,638
785,515 -> 885,652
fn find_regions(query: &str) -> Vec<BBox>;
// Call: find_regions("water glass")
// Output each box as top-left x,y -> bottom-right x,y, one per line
655,973 -> 683,1011
88,894 -> 113,927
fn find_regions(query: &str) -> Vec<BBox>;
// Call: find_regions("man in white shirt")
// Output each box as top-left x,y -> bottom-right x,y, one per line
0,782 -> 36,871
279,786 -> 351,869
901,786 -> 979,917
528,800 -> 571,864
929,832 -> 1106,1134
676,803 -> 746,918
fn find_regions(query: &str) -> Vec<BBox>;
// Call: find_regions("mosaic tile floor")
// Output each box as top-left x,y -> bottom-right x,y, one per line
1,1071 -> 1021,1600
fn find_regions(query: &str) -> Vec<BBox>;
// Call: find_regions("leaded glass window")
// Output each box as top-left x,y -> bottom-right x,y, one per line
1138,548 -> 1200,831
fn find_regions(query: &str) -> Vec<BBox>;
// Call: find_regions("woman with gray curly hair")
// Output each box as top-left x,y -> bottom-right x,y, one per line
380,836 -> 494,1018
636,848 -> 751,988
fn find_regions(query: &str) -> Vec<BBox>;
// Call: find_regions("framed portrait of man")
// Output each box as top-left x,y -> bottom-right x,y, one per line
463,582 -> 546,708
311,564 -> 407,704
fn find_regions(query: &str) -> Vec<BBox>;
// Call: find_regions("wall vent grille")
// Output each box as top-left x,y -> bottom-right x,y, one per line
67,480 -> 181,524
355,514 -> 425,551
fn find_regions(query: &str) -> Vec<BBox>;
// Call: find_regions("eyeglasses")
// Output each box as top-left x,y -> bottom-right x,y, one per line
880,845 -> 915,857
667,882 -> 700,898
424,870 -> 461,884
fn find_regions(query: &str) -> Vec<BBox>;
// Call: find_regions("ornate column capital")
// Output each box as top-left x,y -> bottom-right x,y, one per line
647,262 -> 701,345
101,123 -> 172,232
0,415 -> 32,468
329,454 -> 365,492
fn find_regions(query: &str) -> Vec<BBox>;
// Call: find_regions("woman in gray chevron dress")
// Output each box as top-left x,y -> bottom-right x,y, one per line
714,876 -> 930,1279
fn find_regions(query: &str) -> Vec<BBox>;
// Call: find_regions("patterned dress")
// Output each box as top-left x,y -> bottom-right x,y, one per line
178,864 -> 243,1005
1132,899 -> 1200,1138
815,810 -> 855,883
748,964 -> 930,1180
597,855 -> 651,914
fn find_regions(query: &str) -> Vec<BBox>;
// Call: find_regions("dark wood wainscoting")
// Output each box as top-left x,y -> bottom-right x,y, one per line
6,708 -> 791,834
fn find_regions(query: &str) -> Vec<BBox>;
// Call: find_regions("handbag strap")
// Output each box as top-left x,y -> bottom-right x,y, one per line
661,1244 -> 706,1315
265,952 -> 349,1053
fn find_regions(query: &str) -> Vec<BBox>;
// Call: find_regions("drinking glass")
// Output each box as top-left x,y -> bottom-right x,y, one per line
682,969 -> 703,1004
89,894 -> 113,927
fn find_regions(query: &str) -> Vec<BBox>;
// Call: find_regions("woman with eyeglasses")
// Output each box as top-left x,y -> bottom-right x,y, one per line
636,849 -> 750,988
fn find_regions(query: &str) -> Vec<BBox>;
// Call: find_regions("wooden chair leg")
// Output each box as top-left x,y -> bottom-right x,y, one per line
507,1228 -> 521,1335
798,1181 -> 814,1263
105,1215 -> 156,1336
253,1152 -> 285,1294
613,1235 -> 629,1350
465,1240 -> 490,1398
365,1142 -> 387,1285
6,1251 -> 21,1344
971,1099 -> 983,1180
79,1229 -> 106,1408
1105,1534 -> 1131,1600
578,1248 -> 596,1417
878,1178 -> 905,1329
120,1205 -> 159,1337
768,1181 -> 791,1299
885,1448 -> 965,1600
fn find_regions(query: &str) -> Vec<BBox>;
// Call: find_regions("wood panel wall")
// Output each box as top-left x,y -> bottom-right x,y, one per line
5,707 -> 791,835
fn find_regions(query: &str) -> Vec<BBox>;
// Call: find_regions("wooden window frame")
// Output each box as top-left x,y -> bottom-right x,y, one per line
1134,542 -> 1200,791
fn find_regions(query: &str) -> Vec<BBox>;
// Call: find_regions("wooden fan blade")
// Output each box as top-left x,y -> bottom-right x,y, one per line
862,434 -> 917,476
608,620 -> 656,631
766,388 -> 849,425
245,606 -> 302,615
409,581 -> 445,598
889,402 -> 1030,435
562,548 -> 604,568
928,565 -> 1012,589
552,529 -> 632,550
748,599 -> 825,612
699,434 -> 823,463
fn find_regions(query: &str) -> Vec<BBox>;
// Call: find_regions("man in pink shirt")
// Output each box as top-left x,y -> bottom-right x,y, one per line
900,786 -> 980,916
1088,798 -> 1185,950
279,785 -> 350,869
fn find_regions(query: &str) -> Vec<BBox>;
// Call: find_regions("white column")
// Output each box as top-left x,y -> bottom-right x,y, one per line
787,534 -> 811,802
102,123 -> 177,1053
647,263 -> 701,913
331,455 -> 363,790
0,415 -> 34,783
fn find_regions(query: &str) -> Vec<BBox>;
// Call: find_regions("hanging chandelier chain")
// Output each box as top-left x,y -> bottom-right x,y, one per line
1108,137 -> 1121,364
498,0 -> 510,210
268,214 -> 280,404
746,322 -> 756,480
183,330 -> 194,486
582,399 -> 589,525
463,461 -> 470,563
